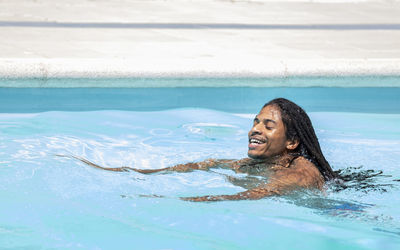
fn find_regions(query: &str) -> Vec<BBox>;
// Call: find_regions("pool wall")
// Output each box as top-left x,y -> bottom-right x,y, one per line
0,75 -> 400,88
1,87 -> 399,114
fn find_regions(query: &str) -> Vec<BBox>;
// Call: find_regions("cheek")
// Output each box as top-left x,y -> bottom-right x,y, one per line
269,131 -> 287,147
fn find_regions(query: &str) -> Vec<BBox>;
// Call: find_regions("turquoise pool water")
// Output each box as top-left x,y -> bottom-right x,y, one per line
0,87 -> 400,249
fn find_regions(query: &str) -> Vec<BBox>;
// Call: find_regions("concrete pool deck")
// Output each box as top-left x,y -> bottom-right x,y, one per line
0,0 -> 400,86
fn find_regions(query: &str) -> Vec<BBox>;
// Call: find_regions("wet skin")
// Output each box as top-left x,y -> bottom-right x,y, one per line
65,104 -> 325,201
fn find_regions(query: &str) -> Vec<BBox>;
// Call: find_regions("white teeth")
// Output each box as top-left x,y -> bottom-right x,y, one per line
250,139 -> 264,144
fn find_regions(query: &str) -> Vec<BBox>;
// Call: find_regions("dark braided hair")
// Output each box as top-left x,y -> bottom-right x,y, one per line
264,98 -> 336,181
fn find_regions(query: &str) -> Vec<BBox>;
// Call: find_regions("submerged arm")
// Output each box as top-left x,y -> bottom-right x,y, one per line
181,186 -> 279,202
181,177 -> 287,202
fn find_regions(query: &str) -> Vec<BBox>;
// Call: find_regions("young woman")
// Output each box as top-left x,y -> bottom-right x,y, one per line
68,98 -> 337,201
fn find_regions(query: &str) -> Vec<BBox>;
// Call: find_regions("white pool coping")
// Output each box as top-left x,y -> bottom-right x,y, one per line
1,58 -> 400,78
0,58 -> 399,87
1,0 -> 400,87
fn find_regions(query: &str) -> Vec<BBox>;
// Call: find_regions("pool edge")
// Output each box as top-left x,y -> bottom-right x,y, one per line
1,58 -> 400,87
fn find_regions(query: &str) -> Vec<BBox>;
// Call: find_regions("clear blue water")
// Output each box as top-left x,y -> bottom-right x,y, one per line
0,87 -> 400,249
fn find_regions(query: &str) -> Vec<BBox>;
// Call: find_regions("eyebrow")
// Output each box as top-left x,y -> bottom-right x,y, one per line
254,117 -> 277,124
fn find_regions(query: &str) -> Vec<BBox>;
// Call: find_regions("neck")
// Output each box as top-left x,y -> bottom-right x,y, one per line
256,153 -> 297,168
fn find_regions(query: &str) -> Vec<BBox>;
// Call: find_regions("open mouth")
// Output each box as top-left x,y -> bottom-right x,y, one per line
248,137 -> 266,148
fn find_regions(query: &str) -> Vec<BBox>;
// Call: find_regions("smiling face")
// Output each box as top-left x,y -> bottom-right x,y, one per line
248,105 -> 293,159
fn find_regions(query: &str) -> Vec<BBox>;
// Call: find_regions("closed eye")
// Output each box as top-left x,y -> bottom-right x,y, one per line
263,119 -> 276,129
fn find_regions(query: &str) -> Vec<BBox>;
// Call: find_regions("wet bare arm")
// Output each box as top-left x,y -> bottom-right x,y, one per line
56,154 -> 243,174
138,158 -> 252,174
162,159 -> 248,173
55,154 -> 138,172
182,157 -> 324,202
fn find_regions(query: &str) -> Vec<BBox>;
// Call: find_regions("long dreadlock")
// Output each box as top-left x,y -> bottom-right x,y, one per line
264,98 -> 336,181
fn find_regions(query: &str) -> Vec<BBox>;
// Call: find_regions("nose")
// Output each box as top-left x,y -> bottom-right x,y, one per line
249,123 -> 262,136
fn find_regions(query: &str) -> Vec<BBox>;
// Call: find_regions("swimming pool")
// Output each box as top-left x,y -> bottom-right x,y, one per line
0,85 -> 399,249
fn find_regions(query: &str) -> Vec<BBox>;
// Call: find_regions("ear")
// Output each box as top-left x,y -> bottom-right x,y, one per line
286,138 -> 299,150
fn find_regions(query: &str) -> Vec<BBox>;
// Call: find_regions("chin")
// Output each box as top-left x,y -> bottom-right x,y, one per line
248,151 -> 264,159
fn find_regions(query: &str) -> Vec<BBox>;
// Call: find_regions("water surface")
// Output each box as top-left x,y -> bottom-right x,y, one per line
0,108 -> 399,249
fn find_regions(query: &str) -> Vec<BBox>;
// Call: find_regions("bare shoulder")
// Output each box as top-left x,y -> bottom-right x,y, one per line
291,157 -> 320,173
271,156 -> 325,190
